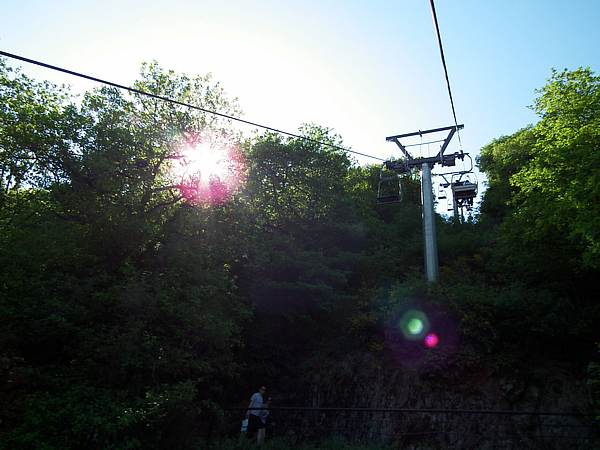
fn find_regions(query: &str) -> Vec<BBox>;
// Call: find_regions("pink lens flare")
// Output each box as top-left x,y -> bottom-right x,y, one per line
424,333 -> 439,348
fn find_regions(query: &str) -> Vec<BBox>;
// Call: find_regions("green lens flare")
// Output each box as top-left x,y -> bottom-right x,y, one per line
398,310 -> 430,340
407,318 -> 423,335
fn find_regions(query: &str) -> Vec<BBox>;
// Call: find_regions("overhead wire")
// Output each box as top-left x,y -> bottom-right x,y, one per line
429,0 -> 463,151
0,50 -> 384,162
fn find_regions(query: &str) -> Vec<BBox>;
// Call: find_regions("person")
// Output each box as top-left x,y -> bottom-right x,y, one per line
257,397 -> 272,443
245,386 -> 266,441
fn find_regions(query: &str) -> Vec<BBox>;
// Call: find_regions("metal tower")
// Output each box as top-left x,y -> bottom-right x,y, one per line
383,125 -> 464,282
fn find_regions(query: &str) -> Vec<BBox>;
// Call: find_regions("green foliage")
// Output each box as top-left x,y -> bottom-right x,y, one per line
475,70 -> 600,370
479,67 -> 600,270
446,281 -> 590,356
351,265 -> 596,378
344,165 -> 424,292
237,127 -> 362,314
3,56 -> 600,449
0,59 -> 73,195
477,126 -> 536,224
231,126 -> 367,396
0,58 -> 250,449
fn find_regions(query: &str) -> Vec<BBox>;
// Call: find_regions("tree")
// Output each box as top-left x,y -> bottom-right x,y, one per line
477,126 -> 537,224
0,60 -> 252,449
520,68 -> 600,268
237,125 -> 362,314
225,126 -> 369,396
474,68 -> 600,366
343,163 -> 424,289
498,69 -> 599,267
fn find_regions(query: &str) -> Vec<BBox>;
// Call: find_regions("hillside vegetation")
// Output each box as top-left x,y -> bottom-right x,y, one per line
1,59 -> 599,449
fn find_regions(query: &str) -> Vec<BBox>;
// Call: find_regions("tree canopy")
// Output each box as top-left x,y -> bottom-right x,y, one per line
479,67 -> 600,270
1,59 -> 252,448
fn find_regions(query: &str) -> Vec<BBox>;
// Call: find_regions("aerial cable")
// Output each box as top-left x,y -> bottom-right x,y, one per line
428,0 -> 463,151
0,50 -> 384,162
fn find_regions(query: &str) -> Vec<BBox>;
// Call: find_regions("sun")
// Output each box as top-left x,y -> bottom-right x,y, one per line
170,136 -> 246,205
178,142 -> 228,181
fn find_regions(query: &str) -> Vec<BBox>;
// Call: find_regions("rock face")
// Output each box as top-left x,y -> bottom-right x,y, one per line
277,351 -> 599,449
310,352 -> 594,411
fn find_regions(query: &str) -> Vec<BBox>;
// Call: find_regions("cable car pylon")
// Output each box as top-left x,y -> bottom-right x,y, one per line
382,124 -> 464,282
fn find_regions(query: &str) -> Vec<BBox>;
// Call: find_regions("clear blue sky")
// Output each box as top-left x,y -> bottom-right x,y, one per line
2,0 -> 599,205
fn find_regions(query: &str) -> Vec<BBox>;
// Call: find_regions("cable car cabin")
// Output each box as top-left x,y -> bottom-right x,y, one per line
377,163 -> 403,205
451,180 -> 477,200
451,178 -> 478,210
377,177 -> 402,204
437,184 -> 447,200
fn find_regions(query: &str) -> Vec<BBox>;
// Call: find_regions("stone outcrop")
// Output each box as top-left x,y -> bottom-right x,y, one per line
273,351 -> 599,449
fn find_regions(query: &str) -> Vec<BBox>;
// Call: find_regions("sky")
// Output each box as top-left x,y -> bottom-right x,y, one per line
1,0 -> 599,211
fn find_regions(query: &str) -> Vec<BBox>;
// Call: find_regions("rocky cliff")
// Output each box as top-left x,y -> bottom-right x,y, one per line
271,350 -> 599,449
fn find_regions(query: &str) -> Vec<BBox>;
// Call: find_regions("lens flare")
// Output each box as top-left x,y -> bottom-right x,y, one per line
407,318 -> 424,335
398,310 -> 430,341
386,300 -> 459,369
179,143 -> 228,181
424,333 -> 439,348
170,134 -> 246,205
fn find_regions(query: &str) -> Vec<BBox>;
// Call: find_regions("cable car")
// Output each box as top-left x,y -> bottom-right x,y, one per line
377,163 -> 402,205
437,183 -> 447,200
451,172 -> 478,210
